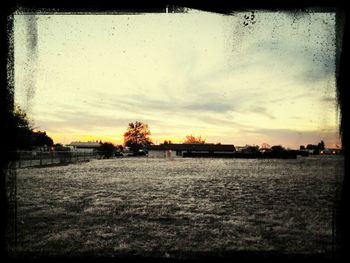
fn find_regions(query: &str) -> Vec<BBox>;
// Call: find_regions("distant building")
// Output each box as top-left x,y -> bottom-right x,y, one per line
235,146 -> 245,153
148,143 -> 236,158
259,148 -> 271,153
236,145 -> 259,153
65,141 -> 102,153
320,148 -> 342,155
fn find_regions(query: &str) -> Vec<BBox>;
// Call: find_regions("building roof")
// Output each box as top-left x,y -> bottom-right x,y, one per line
66,141 -> 102,148
149,143 -> 235,152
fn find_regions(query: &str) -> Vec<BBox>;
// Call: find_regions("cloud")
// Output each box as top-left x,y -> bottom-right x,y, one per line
250,106 -> 275,120
268,92 -> 314,104
247,127 -> 339,147
15,12 -> 339,147
85,92 -> 235,116
196,115 -> 241,127
247,32 -> 335,85
184,102 -> 233,112
35,109 -> 159,133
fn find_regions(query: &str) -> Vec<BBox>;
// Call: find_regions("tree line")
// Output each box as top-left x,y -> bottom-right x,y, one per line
11,106 -> 329,158
11,106 -> 54,150
299,141 -> 325,155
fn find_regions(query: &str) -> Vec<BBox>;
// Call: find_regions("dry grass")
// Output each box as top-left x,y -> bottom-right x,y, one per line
10,156 -> 343,258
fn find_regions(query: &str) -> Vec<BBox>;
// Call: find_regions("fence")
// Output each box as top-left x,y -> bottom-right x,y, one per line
9,151 -> 102,169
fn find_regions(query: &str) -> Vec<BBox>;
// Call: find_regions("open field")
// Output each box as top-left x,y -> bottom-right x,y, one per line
9,155 -> 344,258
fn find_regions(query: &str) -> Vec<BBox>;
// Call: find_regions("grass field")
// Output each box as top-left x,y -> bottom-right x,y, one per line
10,156 -> 344,258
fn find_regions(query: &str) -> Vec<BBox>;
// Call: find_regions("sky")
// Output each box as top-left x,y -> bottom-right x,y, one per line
13,9 -> 341,148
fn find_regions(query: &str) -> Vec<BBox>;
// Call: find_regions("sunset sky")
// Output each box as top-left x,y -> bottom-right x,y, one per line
13,9 -> 341,148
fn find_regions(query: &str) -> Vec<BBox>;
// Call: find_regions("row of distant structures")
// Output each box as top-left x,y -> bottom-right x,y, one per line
149,143 -> 236,158
62,141 -> 342,158
65,141 -> 102,152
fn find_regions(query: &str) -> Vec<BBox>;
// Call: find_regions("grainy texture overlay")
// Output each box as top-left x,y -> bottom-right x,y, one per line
10,155 -> 343,257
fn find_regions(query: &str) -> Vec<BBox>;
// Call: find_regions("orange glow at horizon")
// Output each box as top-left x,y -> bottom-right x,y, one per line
14,13 -> 339,151
51,134 -> 187,146
49,131 -> 342,149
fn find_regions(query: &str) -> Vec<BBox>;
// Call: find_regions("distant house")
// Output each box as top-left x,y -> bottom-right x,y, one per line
235,146 -> 245,153
236,145 -> 259,153
320,148 -> 342,155
65,141 -> 102,153
148,143 -> 236,158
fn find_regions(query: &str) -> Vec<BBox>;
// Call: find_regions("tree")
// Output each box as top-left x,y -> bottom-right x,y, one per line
183,134 -> 205,144
306,144 -> 316,150
10,105 -> 54,150
305,141 -> 325,155
54,143 -> 70,151
243,145 -> 259,153
32,130 -> 54,147
123,121 -> 152,153
271,145 -> 285,152
261,143 -> 271,149
317,140 -> 325,151
163,140 -> 172,144
98,142 -> 116,158
11,105 -> 34,150
116,145 -> 124,152
12,105 -> 33,129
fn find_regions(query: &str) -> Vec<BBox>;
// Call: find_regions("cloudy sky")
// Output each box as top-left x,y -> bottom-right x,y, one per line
13,9 -> 340,148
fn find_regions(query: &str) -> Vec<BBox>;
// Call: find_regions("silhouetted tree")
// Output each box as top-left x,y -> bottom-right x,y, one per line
305,141 -> 325,155
10,105 -> 54,150
123,121 -> 152,153
271,145 -> 285,152
243,145 -> 260,153
10,105 -> 34,150
13,106 -> 33,129
261,143 -> 271,149
98,142 -> 116,158
163,140 -> 172,144
318,140 -> 325,151
306,144 -> 316,150
300,145 -> 305,150
183,134 -> 205,144
54,143 -> 70,151
116,145 -> 124,152
32,131 -> 54,147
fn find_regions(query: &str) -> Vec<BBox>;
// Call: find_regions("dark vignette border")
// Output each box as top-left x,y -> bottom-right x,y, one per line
1,0 -> 348,262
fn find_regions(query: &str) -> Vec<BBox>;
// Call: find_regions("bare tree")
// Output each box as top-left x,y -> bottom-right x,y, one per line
183,134 -> 205,144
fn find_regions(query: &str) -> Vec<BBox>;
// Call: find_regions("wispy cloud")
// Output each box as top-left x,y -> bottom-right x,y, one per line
250,106 -> 275,120
247,127 -> 339,147
14,11 -> 339,147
